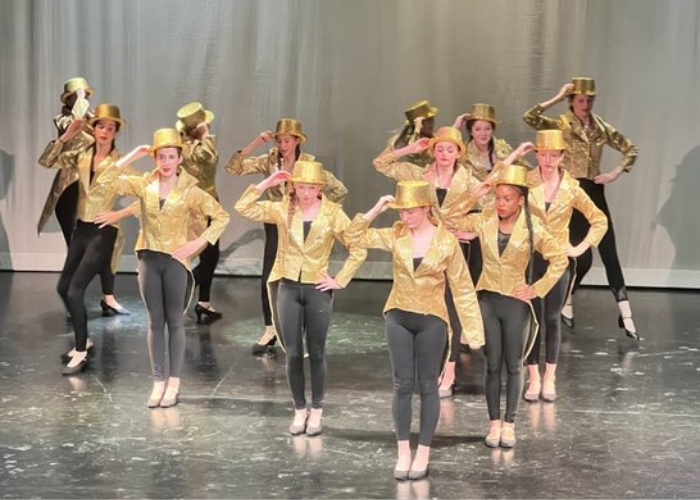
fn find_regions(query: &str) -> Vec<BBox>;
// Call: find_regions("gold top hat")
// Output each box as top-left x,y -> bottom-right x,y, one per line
60,77 -> 94,104
571,77 -> 596,96
466,103 -> 499,128
290,161 -> 325,185
404,99 -> 439,123
151,128 -> 184,154
175,102 -> 215,132
275,118 -> 307,143
389,180 -> 433,210
428,126 -> 466,154
88,104 -> 126,129
494,164 -> 530,188
535,130 -> 566,151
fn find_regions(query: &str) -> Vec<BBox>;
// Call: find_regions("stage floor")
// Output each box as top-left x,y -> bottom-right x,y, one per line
0,272 -> 698,499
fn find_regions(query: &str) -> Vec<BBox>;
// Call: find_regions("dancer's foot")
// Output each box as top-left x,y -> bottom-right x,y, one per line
306,408 -> 323,436
147,381 -> 166,408
289,408 -> 308,435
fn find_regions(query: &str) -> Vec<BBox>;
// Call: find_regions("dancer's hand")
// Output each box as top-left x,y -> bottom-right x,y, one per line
471,181 -> 492,200
94,209 -> 128,228
567,243 -> 588,258
557,83 -> 574,101
257,170 -> 291,191
450,229 -> 477,242
364,194 -> 395,221
514,141 -> 535,157
594,167 -> 623,185
172,237 -> 207,262
315,271 -> 342,291
513,285 -> 537,302
59,118 -> 85,144
453,113 -> 471,128
410,137 -> 431,153
258,130 -> 275,143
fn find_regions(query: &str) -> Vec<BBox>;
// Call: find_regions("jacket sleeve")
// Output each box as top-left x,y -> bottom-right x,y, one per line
372,146 -> 423,181
523,104 -> 562,131
600,118 -> 638,172
188,187 -> 230,245
531,222 -> 568,297
322,170 -> 349,203
343,214 -> 396,253
445,239 -> 485,348
573,186 -> 608,247
38,140 -> 82,170
330,208 -> 367,288
234,184 -> 284,225
185,135 -> 219,179
225,151 -> 270,176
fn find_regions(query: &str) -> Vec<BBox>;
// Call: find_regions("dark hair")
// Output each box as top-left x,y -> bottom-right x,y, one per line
466,120 -> 495,169
277,144 -> 302,171
90,119 -> 119,154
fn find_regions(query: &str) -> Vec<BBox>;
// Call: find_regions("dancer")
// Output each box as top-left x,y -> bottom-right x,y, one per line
345,180 -> 484,480
226,119 -> 347,356
38,104 -> 137,375
459,163 -> 567,448
374,126 -> 481,398
523,77 -> 639,340
176,102 -> 223,324
95,128 -> 230,407
235,161 -> 366,436
388,99 -> 439,167
38,77 -> 130,316
507,132 -> 607,402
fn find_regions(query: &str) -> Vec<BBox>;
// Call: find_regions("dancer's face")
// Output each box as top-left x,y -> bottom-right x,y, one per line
536,149 -> 564,173
277,134 -> 301,156
432,141 -> 460,168
293,182 -> 322,207
470,120 -> 494,149
155,147 -> 183,179
421,117 -> 435,136
570,94 -> 595,117
495,185 -> 524,219
93,120 -> 118,147
399,206 -> 430,230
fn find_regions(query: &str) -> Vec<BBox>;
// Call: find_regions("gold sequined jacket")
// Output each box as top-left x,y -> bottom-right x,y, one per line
344,215 -> 485,348
457,209 -> 567,298
235,185 -> 366,287
225,148 -> 348,203
181,135 -> 219,200
523,104 -> 638,180
95,166 -> 230,269
387,129 -> 434,168
527,169 -> 608,248
373,147 -> 480,229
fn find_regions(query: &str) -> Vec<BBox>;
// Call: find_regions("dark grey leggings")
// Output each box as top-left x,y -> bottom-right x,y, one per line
137,251 -> 188,381
385,309 -> 447,446
479,291 -> 531,423
277,279 -> 333,409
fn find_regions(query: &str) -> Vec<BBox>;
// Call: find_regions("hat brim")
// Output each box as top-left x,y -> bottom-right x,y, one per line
151,144 -> 183,155
466,116 -> 500,129
61,87 -> 94,104
429,137 -> 465,155
289,177 -> 324,185
88,116 -> 126,129
388,202 -> 432,210
274,132 -> 307,144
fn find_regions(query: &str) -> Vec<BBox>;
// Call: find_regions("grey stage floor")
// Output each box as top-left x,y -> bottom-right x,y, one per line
0,271 -> 699,499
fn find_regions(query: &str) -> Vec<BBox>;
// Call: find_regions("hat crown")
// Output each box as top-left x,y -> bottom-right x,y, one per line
176,102 -> 214,132
152,128 -> 183,152
429,126 -> 465,154
274,118 -> 306,143
571,77 -> 596,96
495,164 -> 530,188
63,77 -> 90,95
467,103 -> 498,126
92,104 -> 122,122
535,130 -> 566,150
392,180 -> 433,209
290,161 -> 325,185
404,99 -> 439,122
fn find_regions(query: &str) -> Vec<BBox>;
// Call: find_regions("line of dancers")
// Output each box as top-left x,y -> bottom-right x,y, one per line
38,75 -> 639,480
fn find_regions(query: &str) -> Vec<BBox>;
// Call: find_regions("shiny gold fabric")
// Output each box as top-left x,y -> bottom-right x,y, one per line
386,131 -> 434,168
180,135 -> 220,238
37,140 -> 133,273
37,112 -> 95,234
464,138 -> 515,182
234,185 -> 366,287
458,208 -> 568,298
523,104 -> 638,179
225,148 -> 347,202
527,169 -> 608,248
95,166 -> 230,270
373,147 -> 480,230
343,215 -> 485,348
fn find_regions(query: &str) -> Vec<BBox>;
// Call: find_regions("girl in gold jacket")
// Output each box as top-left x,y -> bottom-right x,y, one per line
235,161 -> 365,437
344,180 -> 484,481
500,132 -> 608,403
226,119 -> 347,356
458,164 -> 567,449
38,104 -> 137,375
95,129 -> 230,408
374,126 -> 481,398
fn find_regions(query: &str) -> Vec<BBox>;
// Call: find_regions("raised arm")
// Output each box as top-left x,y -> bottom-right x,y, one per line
224,130 -> 274,175
343,195 -> 397,252
373,139 -> 430,181
233,170 -> 290,224
568,186 -> 608,257
523,83 -> 574,130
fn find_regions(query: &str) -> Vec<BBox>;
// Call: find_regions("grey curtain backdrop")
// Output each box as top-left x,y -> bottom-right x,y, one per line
1,0 -> 698,287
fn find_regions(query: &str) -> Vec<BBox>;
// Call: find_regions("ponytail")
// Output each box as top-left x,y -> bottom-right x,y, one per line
521,187 -> 535,286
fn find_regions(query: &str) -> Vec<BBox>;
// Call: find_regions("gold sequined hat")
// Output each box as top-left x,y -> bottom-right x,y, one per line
389,180 -> 433,210
88,104 -> 126,129
60,77 -> 94,104
175,102 -> 215,132
494,164 -> 530,188
571,77 -> 596,96
535,130 -> 566,151
404,99 -> 439,123
290,161 -> 325,185
151,128 -> 184,154
428,126 -> 466,154
274,118 -> 307,143
466,103 -> 500,128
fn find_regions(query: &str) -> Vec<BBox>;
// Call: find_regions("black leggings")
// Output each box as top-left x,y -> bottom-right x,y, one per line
527,255 -> 574,365
479,291 -> 530,423
385,309 -> 447,446
57,221 -> 117,352
277,279 -> 333,409
261,223 -> 278,326
56,183 -> 116,296
570,179 -> 627,301
193,239 -> 220,302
